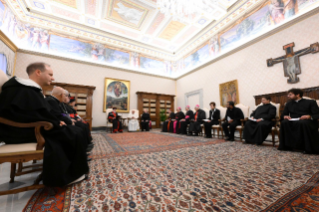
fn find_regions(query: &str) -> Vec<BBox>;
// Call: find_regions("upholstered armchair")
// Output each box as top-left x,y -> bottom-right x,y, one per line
254,102 -> 280,146
200,108 -> 210,136
105,108 -> 114,133
213,106 -> 227,138
127,109 -> 140,129
234,103 -> 250,141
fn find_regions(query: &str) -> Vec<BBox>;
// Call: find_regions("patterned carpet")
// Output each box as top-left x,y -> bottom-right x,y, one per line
23,132 -> 319,212
90,132 -> 224,160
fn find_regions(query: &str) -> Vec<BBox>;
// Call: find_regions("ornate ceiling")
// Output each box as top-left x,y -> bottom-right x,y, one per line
2,0 -> 319,78
6,0 -> 244,59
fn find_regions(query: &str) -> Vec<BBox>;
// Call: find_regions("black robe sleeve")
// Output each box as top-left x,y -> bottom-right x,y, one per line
213,109 -> 221,120
186,111 -> 193,120
46,97 -> 73,125
261,105 -> 276,121
310,100 -> 319,120
234,108 -> 244,122
176,112 -> 185,120
281,102 -> 290,120
141,113 -> 150,121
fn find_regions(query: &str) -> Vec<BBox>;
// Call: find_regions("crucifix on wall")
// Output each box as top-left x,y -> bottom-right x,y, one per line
267,42 -> 319,84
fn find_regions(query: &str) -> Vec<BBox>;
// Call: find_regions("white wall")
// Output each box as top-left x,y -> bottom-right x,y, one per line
14,52 -> 176,127
176,12 -> 319,114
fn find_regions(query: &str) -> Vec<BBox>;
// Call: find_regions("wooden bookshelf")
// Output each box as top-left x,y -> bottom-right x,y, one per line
136,92 -> 175,128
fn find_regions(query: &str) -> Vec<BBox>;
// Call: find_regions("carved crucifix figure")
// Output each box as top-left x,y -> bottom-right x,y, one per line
267,42 -> 319,83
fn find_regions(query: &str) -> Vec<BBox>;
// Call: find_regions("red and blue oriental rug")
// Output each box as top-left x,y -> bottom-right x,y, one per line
23,132 -> 319,212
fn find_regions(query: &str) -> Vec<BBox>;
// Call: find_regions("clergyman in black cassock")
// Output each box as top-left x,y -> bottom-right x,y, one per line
173,107 -> 185,133
0,63 -> 88,186
108,107 -> 123,133
243,96 -> 276,145
179,106 -> 194,134
222,101 -> 244,141
189,105 -> 206,136
141,109 -> 151,131
62,93 -> 93,146
279,88 -> 319,154
45,88 -> 91,151
162,109 -> 175,132
204,102 -> 220,138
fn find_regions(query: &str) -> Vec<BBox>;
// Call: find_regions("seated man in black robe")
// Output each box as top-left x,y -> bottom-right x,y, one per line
222,101 -> 244,141
204,102 -> 220,138
108,107 -> 123,133
279,88 -> 319,154
188,105 -> 206,136
162,109 -> 175,132
62,92 -> 93,150
0,62 -> 88,186
243,96 -> 276,145
45,87 -> 93,158
173,107 -> 185,133
141,109 -> 151,131
179,106 -> 194,134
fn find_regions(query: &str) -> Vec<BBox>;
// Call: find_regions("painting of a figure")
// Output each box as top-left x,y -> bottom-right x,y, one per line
103,47 -> 130,66
140,57 -> 165,74
0,38 -> 15,77
219,80 -> 239,107
103,78 -> 130,113
49,35 -> 92,58
184,44 -> 210,70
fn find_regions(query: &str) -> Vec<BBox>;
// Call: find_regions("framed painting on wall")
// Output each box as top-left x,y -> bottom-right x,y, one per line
103,78 -> 130,113
0,31 -> 17,77
219,80 -> 239,107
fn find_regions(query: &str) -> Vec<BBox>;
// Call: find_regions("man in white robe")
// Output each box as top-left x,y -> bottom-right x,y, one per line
128,110 -> 140,132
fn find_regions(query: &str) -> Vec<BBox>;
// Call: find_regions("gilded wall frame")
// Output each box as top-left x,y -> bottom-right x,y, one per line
103,78 -> 130,113
219,79 -> 239,107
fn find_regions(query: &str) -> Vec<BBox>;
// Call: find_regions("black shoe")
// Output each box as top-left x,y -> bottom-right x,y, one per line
194,133 -> 198,136
187,133 -> 192,136
224,137 -> 230,140
303,151 -> 312,154
243,141 -> 251,144
206,136 -> 212,138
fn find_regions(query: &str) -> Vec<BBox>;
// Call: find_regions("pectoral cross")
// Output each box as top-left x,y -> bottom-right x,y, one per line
267,42 -> 319,84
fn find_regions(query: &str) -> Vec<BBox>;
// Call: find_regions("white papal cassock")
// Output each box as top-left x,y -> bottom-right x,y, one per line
128,110 -> 140,132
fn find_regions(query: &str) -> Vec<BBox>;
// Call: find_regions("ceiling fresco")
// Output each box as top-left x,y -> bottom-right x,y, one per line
0,0 -> 319,78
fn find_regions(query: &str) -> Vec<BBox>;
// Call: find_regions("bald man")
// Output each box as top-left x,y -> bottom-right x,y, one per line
0,62 -> 88,186
188,105 -> 206,136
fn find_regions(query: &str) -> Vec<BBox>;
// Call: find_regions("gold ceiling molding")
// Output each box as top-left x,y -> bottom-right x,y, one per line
0,31 -> 18,52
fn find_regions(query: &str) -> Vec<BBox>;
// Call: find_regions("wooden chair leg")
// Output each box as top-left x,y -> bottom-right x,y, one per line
18,162 -> 24,173
272,131 -> 275,147
10,163 -> 16,183
239,130 -> 243,142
